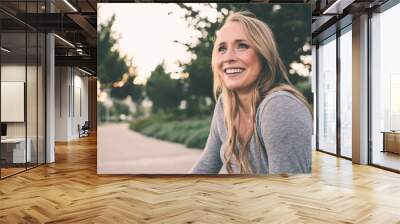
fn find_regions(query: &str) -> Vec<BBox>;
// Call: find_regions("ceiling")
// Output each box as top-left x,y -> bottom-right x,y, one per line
0,0 -> 97,75
311,0 -> 389,42
1,0 -> 392,75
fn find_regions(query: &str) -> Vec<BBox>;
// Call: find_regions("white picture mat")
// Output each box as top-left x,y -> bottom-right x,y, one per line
1,82 -> 25,122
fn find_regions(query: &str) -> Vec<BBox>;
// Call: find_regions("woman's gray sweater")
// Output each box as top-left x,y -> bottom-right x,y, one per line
191,91 -> 312,174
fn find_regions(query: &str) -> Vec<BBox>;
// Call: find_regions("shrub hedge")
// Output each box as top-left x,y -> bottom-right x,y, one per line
129,113 -> 211,149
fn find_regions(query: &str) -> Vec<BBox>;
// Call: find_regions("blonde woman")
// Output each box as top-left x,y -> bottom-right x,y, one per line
191,11 -> 312,174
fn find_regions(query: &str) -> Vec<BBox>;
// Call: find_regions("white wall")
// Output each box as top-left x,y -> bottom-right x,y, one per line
1,64 -> 26,81
55,66 -> 69,141
55,67 -> 89,141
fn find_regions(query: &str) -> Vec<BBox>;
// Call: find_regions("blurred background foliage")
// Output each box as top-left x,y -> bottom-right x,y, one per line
98,4 -> 312,148
146,64 -> 185,113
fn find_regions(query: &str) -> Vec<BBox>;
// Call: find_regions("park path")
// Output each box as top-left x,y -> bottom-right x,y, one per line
97,123 -> 203,174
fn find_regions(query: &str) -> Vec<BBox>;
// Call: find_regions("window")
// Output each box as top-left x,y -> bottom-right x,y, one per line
339,26 -> 352,158
317,35 -> 337,155
370,2 -> 400,171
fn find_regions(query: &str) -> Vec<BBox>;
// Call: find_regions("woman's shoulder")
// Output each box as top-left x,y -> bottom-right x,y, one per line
215,95 -> 224,111
256,90 -> 312,138
259,90 -> 301,106
257,90 -> 311,119
211,96 -> 225,122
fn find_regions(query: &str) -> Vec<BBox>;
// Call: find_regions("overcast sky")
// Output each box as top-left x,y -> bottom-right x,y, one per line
98,3 -> 219,84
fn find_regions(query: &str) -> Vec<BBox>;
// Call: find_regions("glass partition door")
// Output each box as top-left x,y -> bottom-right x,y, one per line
0,1 -> 46,179
1,31 -> 28,177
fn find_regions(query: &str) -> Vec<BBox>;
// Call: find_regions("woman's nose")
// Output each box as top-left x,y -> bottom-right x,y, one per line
222,48 -> 237,63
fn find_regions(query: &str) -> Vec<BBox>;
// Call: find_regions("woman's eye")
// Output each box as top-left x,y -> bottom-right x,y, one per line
218,46 -> 226,53
238,43 -> 249,49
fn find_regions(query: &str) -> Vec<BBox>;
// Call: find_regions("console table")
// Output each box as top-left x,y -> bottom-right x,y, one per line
381,131 -> 400,154
1,138 -> 32,163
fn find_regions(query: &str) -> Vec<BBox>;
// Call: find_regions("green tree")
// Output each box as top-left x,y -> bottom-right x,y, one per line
110,75 -> 143,103
145,64 -> 184,113
111,100 -> 130,117
175,3 -> 222,116
97,101 -> 108,122
97,14 -> 144,103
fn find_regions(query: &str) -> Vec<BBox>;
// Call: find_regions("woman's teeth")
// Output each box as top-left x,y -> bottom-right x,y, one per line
225,68 -> 245,74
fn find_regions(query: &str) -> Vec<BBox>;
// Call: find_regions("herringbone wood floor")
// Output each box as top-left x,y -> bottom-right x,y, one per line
1,134 -> 400,223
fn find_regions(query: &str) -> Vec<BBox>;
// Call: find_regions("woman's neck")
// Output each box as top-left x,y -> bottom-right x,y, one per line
236,91 -> 252,115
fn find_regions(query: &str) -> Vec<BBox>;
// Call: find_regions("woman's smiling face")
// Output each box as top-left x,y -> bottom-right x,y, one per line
214,21 -> 262,93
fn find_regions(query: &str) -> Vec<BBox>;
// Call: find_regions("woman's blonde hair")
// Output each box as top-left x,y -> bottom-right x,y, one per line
211,11 -> 311,174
